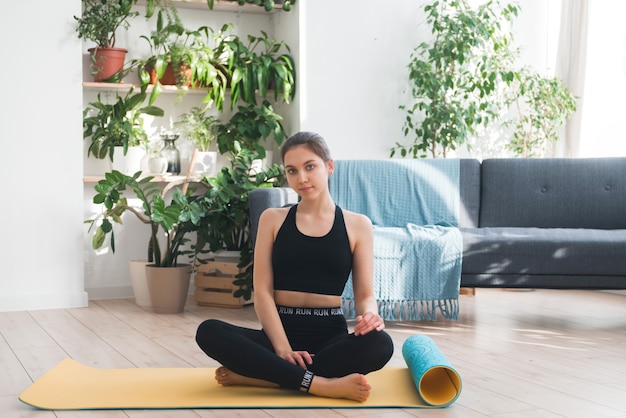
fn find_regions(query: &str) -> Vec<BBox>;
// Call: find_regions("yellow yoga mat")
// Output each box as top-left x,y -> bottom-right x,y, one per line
19,335 -> 461,410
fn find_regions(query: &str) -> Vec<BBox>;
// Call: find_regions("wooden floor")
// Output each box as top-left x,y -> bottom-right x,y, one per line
2,289 -> 626,418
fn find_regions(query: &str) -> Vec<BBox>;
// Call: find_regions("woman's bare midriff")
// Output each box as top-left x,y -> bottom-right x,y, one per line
274,290 -> 342,308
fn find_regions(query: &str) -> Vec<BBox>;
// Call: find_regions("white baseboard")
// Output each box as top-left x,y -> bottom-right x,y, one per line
86,285 -> 135,300
0,291 -> 89,313
86,280 -> 197,301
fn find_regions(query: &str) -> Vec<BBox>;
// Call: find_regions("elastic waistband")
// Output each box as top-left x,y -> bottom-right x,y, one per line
276,305 -> 344,317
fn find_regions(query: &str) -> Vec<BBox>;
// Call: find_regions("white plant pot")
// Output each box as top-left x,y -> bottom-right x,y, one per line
191,151 -> 218,176
129,260 -> 151,308
112,146 -> 145,175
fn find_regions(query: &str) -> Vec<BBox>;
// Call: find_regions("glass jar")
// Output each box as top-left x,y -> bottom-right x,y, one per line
160,133 -> 181,175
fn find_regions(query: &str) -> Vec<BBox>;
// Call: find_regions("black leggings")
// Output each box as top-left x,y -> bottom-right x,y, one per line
195,306 -> 394,390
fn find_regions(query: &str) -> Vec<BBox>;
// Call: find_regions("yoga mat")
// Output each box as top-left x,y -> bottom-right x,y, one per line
402,334 -> 462,407
20,335 -> 461,410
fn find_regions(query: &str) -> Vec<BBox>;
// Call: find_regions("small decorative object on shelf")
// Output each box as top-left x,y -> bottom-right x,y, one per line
160,130 -> 181,175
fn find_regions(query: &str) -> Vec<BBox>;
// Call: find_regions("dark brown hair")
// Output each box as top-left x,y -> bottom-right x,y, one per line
280,131 -> 332,163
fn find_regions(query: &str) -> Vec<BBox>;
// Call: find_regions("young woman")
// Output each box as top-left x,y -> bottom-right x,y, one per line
195,131 -> 394,402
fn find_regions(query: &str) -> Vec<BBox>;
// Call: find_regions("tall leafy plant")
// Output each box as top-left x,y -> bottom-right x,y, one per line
220,31 -> 296,109
197,146 -> 284,300
215,100 -> 286,159
87,171 -> 207,267
393,0 -> 520,158
83,88 -> 164,160
394,0 -> 577,159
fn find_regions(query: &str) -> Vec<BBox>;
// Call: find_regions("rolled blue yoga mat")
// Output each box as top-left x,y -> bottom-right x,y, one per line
402,334 -> 462,407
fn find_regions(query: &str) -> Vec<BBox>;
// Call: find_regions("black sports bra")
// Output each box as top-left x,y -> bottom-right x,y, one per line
272,204 -> 352,296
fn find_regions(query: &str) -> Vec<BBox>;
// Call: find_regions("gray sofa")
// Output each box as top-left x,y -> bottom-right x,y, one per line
249,158 -> 626,290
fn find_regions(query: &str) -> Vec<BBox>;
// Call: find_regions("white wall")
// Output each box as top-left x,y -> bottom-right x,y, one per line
297,0 -> 423,160
0,1 -> 87,311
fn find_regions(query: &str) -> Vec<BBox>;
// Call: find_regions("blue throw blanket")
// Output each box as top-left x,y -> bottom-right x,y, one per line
330,159 -> 462,321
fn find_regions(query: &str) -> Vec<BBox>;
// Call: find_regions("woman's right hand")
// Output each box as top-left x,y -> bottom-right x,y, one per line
279,350 -> 314,369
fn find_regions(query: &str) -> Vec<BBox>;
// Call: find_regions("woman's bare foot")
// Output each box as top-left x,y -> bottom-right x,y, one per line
308,373 -> 371,402
215,366 -> 279,388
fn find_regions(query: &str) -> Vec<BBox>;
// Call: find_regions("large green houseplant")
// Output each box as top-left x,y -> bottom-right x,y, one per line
87,170 -> 208,312
89,171 -> 205,267
219,31 -> 296,109
197,100 -> 286,301
83,88 -> 165,162
393,0 -> 576,159
215,100 -> 286,160
197,145 -> 284,301
393,0 -> 520,158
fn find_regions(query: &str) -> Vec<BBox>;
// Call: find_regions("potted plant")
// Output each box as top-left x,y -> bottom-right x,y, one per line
196,145 -> 284,302
138,7 -> 185,88
74,0 -> 140,81
83,87 -> 165,173
87,170 -> 208,313
215,100 -> 286,161
140,20 -> 229,110
220,31 -> 296,109
175,105 -> 219,176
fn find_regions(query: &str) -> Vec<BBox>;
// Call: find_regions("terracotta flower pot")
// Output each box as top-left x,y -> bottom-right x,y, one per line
146,62 -> 193,86
145,264 -> 191,314
88,47 -> 127,82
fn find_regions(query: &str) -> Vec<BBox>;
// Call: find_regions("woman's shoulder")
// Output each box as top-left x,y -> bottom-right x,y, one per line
259,205 -> 293,225
339,207 -> 372,230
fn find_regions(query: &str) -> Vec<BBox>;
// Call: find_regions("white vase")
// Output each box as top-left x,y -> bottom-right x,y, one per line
148,156 -> 168,174
111,146 -> 145,175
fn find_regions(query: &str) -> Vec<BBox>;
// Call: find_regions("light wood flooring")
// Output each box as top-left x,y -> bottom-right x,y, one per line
2,288 -> 626,418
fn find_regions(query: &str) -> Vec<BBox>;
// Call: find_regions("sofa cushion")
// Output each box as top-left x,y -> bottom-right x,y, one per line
459,159 -> 481,229
461,227 -> 626,276
479,158 -> 626,229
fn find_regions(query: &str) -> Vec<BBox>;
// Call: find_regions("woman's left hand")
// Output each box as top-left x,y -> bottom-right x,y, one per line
354,311 -> 385,336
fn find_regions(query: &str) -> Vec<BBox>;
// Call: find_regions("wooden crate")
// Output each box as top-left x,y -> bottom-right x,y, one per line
194,260 -> 253,308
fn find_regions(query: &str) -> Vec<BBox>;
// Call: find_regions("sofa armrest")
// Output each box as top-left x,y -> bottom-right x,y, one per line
248,187 -> 299,247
